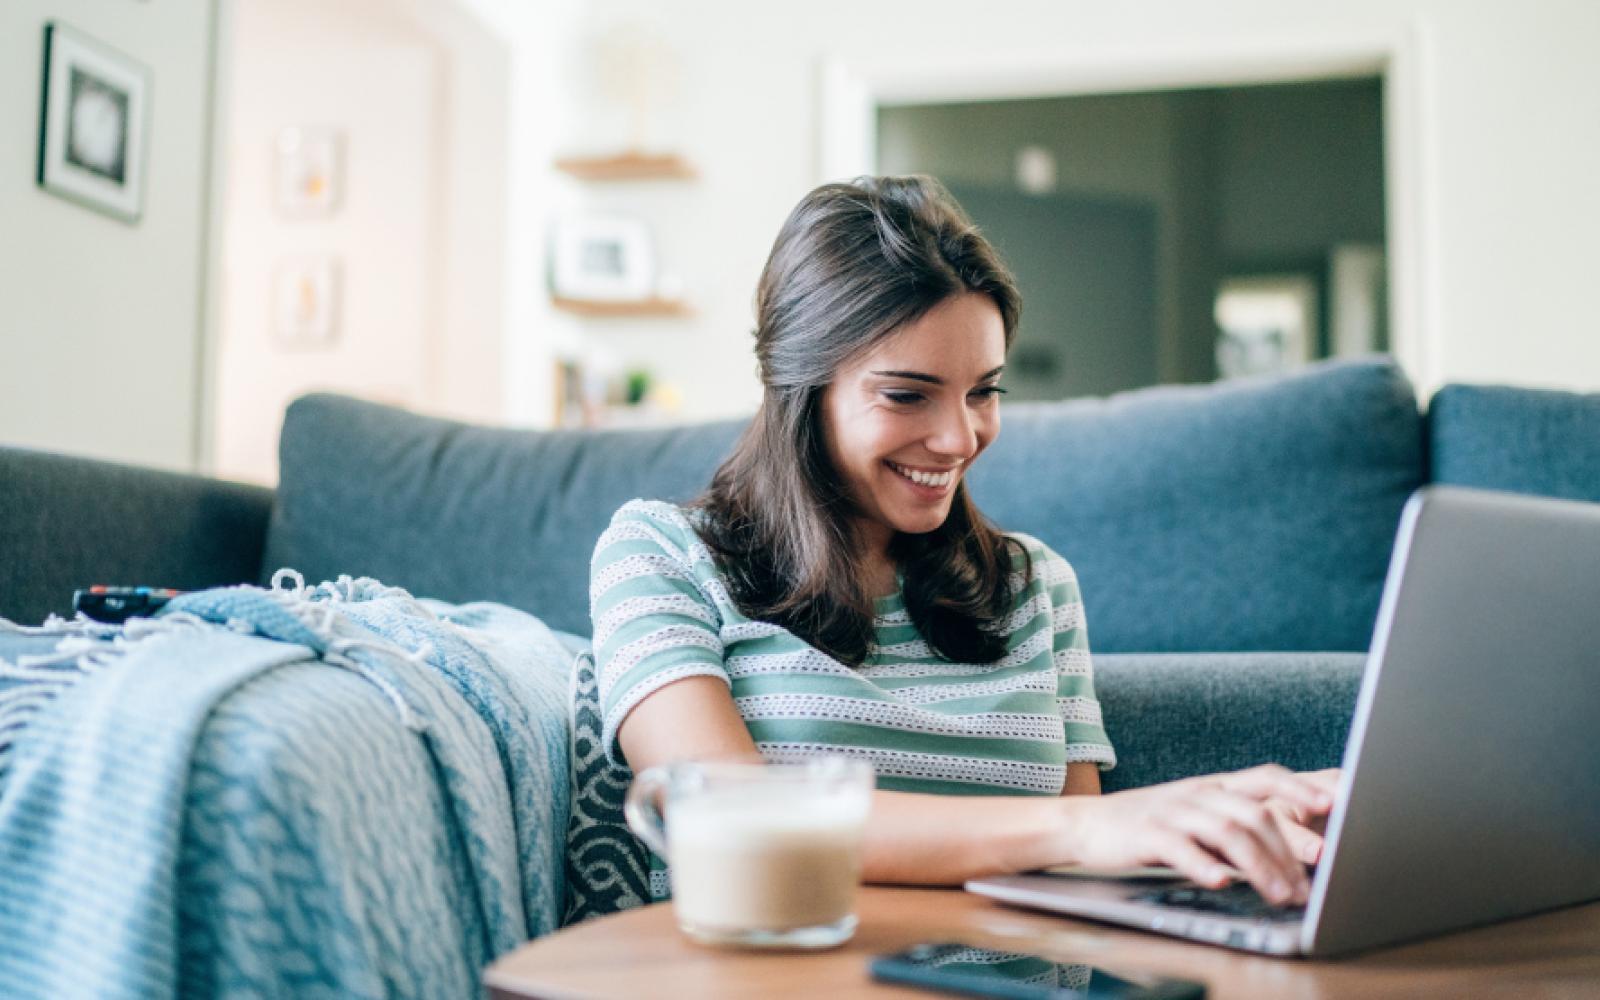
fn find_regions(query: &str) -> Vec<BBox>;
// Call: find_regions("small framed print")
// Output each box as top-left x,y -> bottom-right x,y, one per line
549,216 -> 657,302
275,127 -> 344,218
272,256 -> 341,347
36,22 -> 151,223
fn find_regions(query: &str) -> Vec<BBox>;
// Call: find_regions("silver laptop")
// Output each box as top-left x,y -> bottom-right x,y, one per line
967,485 -> 1600,957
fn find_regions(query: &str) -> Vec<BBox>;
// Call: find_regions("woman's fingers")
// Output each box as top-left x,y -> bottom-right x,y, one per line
1303,767 -> 1342,786
1079,768 -> 1344,905
1148,831 -> 1235,889
1253,766 -> 1339,866
1215,764 -> 1335,815
1270,802 -> 1327,865
1166,790 -> 1308,904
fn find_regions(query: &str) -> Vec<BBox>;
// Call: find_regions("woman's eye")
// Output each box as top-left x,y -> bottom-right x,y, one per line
884,391 -> 925,405
970,385 -> 1008,401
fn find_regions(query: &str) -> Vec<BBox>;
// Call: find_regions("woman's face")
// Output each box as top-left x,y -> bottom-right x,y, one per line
820,292 -> 1006,552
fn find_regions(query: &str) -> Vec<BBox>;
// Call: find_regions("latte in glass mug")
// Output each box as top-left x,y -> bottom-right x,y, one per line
624,756 -> 874,949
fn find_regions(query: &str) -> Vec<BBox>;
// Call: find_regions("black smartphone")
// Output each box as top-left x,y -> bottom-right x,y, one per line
869,941 -> 1206,1000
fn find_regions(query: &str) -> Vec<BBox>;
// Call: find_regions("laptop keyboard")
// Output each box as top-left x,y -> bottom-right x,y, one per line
1130,883 -> 1306,923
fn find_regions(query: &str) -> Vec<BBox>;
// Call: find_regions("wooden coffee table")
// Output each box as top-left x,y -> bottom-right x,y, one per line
485,886 -> 1600,999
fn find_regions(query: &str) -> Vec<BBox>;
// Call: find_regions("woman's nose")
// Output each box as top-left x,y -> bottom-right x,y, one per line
929,402 -> 978,458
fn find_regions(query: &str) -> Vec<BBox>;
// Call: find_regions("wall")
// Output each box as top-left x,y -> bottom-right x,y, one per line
0,0 -> 218,471
507,0 -> 1599,424
6,0 -> 1595,473
1214,80 -> 1386,263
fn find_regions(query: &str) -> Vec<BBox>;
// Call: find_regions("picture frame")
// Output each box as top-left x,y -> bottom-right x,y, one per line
272,256 -> 341,347
1213,272 -> 1320,380
549,216 -> 656,302
36,22 -> 150,224
275,127 -> 344,218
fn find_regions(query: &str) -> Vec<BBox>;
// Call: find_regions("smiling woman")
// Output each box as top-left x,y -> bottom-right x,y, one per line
822,293 -> 1008,590
587,175 -> 1335,902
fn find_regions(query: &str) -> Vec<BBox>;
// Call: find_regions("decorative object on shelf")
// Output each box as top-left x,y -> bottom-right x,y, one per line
623,368 -> 652,406
549,216 -> 657,303
35,22 -> 150,223
554,358 -> 595,428
589,16 -> 680,154
553,356 -> 684,428
275,127 -> 343,218
553,151 -> 696,182
272,256 -> 341,347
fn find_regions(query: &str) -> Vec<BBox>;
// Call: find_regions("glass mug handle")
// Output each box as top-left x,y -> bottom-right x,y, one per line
623,766 -> 672,858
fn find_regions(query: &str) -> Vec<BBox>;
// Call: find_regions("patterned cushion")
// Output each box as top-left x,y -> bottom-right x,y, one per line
562,650 -> 668,925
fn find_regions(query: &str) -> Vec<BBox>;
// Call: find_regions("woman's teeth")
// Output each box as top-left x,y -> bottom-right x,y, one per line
889,461 -> 957,488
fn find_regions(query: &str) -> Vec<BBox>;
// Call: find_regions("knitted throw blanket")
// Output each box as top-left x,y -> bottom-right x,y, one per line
0,573 -> 573,999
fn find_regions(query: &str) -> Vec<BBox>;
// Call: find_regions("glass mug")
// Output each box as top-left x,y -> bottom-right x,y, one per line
624,755 -> 875,949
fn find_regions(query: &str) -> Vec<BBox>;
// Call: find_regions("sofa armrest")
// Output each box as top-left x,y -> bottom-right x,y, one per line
0,447 -> 273,625
1095,652 -> 1365,793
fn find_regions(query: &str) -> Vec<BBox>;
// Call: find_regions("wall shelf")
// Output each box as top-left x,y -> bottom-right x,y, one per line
553,151 -> 697,181
551,295 -> 692,318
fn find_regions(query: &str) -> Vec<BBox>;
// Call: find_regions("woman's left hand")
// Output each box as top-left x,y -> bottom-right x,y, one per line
1267,768 -> 1342,866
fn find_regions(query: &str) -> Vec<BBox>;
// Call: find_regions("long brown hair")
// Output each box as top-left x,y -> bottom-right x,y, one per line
691,175 -> 1027,667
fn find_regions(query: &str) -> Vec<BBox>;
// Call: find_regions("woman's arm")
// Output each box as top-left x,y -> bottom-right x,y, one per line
1062,762 -> 1101,796
618,676 -> 1078,883
617,676 -> 1331,904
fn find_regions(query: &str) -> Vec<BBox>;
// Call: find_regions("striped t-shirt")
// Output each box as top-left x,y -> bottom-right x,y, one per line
590,499 -> 1116,796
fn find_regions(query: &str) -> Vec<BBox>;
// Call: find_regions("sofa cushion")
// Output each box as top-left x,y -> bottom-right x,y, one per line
967,358 -> 1424,653
0,447 -> 272,626
1093,652 -> 1365,793
1427,383 -> 1600,503
262,395 -> 743,636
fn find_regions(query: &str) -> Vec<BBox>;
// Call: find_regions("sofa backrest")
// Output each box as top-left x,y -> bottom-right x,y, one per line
966,357 -> 1424,652
266,357 -> 1425,650
262,396 -> 743,636
1427,383 -> 1600,504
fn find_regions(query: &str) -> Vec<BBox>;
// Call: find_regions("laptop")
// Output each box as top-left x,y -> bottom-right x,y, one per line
966,485 -> 1600,957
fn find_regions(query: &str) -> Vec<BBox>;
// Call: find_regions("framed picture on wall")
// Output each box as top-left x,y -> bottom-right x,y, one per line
549,216 -> 656,302
275,127 -> 344,218
35,22 -> 150,223
272,256 -> 341,347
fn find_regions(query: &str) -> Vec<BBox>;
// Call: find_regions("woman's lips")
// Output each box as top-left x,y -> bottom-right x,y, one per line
886,459 -> 960,493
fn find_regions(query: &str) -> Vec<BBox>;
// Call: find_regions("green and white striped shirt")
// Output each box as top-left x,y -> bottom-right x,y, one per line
590,499 -> 1116,795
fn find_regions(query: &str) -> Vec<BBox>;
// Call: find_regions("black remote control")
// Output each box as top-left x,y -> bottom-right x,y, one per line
72,586 -> 180,624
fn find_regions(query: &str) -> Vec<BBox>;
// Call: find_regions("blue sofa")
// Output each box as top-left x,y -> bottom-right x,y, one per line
2,356 -> 1596,996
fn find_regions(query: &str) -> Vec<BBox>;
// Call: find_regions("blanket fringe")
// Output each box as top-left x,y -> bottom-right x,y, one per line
0,612 -> 216,786
1,574 -> 441,780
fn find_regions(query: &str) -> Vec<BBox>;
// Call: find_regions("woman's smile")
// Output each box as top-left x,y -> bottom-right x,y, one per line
885,459 -> 962,495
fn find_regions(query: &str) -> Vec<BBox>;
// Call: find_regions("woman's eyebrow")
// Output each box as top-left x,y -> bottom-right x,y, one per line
869,365 -> 1005,386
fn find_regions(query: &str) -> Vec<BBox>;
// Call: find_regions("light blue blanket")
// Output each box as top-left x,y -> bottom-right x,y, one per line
0,575 -> 574,999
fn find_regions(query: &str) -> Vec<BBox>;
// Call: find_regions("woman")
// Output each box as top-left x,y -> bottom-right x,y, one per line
590,175 -> 1332,907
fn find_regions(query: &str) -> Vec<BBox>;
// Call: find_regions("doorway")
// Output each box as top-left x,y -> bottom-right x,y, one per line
878,78 -> 1387,399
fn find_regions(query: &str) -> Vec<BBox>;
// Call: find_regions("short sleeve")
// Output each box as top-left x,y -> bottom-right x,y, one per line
590,501 -> 729,767
1027,539 -> 1117,772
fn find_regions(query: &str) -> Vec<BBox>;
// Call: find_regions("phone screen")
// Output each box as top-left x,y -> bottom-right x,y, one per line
869,941 -> 1205,1000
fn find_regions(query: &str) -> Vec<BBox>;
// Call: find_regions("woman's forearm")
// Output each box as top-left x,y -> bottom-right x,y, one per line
860,789 -> 1079,885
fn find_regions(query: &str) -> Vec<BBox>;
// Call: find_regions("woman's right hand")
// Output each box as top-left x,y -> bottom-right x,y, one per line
1059,764 -> 1335,905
